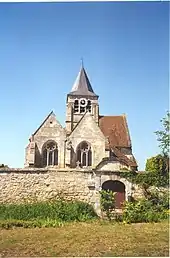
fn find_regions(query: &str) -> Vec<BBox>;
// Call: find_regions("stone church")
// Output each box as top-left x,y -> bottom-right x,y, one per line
0,65 -> 141,213
25,65 -> 137,172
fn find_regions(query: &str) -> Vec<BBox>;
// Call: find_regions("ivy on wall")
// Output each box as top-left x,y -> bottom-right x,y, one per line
119,170 -> 169,188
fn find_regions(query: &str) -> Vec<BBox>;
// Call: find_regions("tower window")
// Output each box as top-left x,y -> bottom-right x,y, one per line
86,100 -> 91,112
73,99 -> 92,114
80,106 -> 85,113
74,99 -> 79,113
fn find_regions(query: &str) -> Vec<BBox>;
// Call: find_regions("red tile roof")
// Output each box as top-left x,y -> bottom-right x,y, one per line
111,146 -> 137,168
99,115 -> 132,148
99,115 -> 137,169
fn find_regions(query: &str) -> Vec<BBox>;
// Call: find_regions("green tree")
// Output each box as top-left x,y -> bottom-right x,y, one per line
0,164 -> 8,168
145,154 -> 168,174
155,111 -> 170,156
144,154 -> 169,188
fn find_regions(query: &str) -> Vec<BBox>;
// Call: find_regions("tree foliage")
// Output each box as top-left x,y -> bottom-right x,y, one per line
121,170 -> 169,188
155,111 -> 170,156
145,154 -> 168,175
100,190 -> 115,220
0,164 -> 8,168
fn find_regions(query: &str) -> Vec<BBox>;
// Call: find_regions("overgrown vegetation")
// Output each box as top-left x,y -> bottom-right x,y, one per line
145,154 -> 168,173
122,200 -> 168,223
122,190 -> 169,223
0,200 -> 97,228
120,168 -> 169,188
99,188 -> 169,224
119,112 -> 169,223
100,190 -> 115,220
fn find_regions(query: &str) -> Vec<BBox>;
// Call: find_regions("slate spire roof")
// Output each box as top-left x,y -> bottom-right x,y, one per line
68,65 -> 98,97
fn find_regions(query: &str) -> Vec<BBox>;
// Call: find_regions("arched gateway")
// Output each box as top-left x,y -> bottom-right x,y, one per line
102,180 -> 125,209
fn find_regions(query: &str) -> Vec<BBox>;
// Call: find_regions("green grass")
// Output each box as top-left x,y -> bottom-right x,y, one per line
0,220 -> 169,257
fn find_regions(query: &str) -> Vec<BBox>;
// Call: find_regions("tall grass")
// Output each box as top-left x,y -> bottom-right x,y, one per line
0,200 -> 97,222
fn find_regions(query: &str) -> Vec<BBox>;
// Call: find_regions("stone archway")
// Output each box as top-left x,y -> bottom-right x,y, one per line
102,180 -> 125,209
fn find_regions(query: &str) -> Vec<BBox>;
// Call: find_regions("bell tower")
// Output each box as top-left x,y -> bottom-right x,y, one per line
65,64 -> 99,134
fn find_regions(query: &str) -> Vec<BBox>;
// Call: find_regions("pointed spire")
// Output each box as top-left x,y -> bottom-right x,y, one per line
81,57 -> 84,68
68,64 -> 98,97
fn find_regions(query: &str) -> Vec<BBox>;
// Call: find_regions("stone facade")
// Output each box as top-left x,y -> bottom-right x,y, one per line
25,66 -> 137,171
25,112 -> 66,168
0,168 -> 144,215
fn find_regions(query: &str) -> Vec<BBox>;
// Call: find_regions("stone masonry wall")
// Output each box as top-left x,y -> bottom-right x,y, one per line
0,169 -> 96,204
0,168 -> 145,215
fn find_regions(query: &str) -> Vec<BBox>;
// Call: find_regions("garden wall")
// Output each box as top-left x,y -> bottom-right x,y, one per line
0,168 -> 144,214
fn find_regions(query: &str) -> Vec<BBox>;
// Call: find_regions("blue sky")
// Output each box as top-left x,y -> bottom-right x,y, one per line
0,2 -> 169,169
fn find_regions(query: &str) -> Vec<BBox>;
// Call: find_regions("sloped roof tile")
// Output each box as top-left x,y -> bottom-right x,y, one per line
99,115 -> 132,148
111,146 -> 137,167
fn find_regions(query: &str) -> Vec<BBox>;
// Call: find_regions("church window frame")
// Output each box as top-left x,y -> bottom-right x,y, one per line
42,140 -> 58,167
76,141 -> 92,167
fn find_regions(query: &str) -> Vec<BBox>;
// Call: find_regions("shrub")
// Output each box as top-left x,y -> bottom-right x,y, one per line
100,190 -> 115,220
147,190 -> 169,210
0,200 -> 97,222
122,199 -> 169,224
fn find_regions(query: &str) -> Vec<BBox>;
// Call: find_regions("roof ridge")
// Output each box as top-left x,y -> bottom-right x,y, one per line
99,115 -> 125,118
122,114 -> 132,148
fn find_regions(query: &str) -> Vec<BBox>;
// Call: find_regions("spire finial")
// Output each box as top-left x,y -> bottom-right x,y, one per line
81,57 -> 84,68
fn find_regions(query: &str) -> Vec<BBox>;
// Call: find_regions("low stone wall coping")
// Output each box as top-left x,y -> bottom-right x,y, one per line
0,167 -> 139,176
0,167 -> 94,174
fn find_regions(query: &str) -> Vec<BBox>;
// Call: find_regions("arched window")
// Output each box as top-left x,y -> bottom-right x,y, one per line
76,141 -> 92,167
42,141 -> 58,167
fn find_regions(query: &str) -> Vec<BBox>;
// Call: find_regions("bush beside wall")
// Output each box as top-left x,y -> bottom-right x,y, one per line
122,191 -> 169,223
0,200 -> 97,224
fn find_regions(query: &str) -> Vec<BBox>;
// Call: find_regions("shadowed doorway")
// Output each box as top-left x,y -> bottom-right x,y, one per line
102,180 -> 125,209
